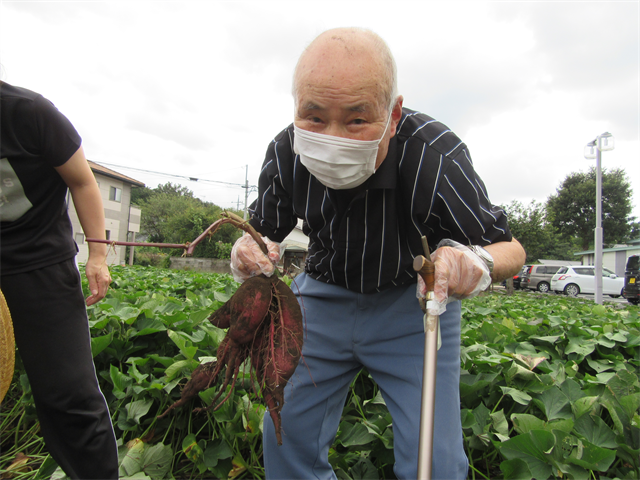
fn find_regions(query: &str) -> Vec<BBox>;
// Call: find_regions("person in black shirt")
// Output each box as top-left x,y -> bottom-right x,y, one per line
0,81 -> 118,479
233,28 -> 526,480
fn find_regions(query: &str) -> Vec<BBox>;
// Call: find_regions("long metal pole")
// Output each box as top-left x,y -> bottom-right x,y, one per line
417,304 -> 439,480
244,165 -> 249,220
595,147 -> 603,304
414,241 -> 438,480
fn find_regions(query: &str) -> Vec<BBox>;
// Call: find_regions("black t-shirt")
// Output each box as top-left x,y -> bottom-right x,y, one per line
0,82 -> 81,275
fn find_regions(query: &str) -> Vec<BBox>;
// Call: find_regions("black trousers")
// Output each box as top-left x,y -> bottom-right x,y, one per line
1,258 -> 118,479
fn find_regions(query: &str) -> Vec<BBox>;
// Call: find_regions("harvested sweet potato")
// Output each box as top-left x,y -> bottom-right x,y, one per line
159,273 -> 304,446
226,275 -> 273,345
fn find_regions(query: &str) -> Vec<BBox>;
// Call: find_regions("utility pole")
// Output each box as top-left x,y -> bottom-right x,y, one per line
244,165 -> 249,220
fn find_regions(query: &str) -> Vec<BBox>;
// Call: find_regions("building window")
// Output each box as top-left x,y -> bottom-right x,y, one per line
109,186 -> 122,202
105,230 -> 111,240
75,233 -> 85,245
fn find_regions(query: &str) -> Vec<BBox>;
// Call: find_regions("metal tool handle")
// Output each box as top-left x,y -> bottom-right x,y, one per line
414,252 -> 439,480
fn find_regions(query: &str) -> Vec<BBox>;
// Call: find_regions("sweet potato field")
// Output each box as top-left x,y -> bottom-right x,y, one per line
1,266 -> 638,480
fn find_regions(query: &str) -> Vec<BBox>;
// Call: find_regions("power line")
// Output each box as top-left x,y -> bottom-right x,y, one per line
93,161 -> 257,190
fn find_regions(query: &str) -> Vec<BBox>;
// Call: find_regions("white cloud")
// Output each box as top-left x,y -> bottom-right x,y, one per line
1,0 -> 638,220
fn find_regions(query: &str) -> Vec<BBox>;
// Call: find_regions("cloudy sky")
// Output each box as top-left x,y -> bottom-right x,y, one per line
1,1 -> 638,221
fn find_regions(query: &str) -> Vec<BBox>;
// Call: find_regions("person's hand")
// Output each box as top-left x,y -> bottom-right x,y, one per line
230,233 -> 281,283
416,240 -> 491,315
85,256 -> 111,306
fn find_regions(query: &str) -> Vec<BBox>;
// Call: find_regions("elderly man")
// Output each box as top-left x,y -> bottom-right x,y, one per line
232,27 -> 525,479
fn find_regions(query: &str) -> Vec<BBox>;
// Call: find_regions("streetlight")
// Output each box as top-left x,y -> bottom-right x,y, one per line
584,132 -> 614,305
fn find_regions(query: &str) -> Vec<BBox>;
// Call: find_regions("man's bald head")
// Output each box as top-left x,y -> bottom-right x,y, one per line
292,28 -> 398,114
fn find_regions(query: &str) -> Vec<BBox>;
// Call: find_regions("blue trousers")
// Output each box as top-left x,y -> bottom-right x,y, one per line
263,273 -> 468,480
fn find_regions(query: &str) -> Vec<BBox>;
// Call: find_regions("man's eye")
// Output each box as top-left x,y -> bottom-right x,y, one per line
310,117 -> 323,123
351,119 -> 366,125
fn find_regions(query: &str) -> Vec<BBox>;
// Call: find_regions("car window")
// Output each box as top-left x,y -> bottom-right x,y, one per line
603,268 -> 615,276
627,256 -> 639,271
557,267 -> 568,274
546,266 -> 561,274
573,268 -> 594,276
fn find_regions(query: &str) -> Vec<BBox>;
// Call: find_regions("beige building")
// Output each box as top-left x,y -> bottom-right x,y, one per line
575,238 -> 640,276
67,161 -> 144,265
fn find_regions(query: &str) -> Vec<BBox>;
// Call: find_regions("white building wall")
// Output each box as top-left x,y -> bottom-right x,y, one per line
68,173 -> 138,266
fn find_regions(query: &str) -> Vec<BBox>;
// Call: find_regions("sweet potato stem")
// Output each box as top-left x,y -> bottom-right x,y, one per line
86,210 -> 271,261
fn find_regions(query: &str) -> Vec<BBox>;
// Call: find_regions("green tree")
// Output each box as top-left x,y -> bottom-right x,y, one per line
546,167 -> 634,250
131,185 -> 154,206
502,200 -> 579,263
137,182 -> 242,259
626,221 -> 640,243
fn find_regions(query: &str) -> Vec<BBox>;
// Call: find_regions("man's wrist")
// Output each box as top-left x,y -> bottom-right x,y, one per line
467,245 -> 494,273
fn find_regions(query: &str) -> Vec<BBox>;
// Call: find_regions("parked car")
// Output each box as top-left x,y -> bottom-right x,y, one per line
513,265 -> 530,289
623,255 -> 639,305
500,265 -> 529,289
521,264 -> 563,292
551,266 -> 625,297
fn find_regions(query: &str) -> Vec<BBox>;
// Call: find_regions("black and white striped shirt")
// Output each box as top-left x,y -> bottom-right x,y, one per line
249,108 -> 512,294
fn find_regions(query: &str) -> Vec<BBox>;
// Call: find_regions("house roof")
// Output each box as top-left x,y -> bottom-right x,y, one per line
538,259 -> 581,266
574,242 -> 640,255
88,160 -> 145,187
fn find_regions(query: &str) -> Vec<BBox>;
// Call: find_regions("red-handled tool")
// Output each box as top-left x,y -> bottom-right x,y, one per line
414,236 -> 439,480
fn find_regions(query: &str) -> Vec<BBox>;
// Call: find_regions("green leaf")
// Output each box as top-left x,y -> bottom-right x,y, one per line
491,409 -> 510,440
166,330 -> 197,359
574,415 -> 618,449
500,458 -> 533,480
110,364 -> 133,399
565,337 -> 596,356
125,399 -> 153,424
114,306 -> 141,324
500,386 -> 533,406
127,364 -> 149,384
90,332 -> 113,357
119,439 -> 145,477
607,370 -> 639,398
572,396 -> 599,419
213,290 -> 231,303
34,455 -> 60,480
337,421 -> 376,447
363,390 -> 386,406
141,443 -> 173,479
567,439 -> 616,472
164,359 -> 192,380
189,309 -> 211,324
350,456 -> 379,479
511,414 -> 545,435
203,438 -> 234,468
586,358 -> 615,373
498,430 -> 555,480
182,433 -> 204,464
533,387 -> 572,421
133,317 -> 166,336
619,393 -> 640,421
49,466 -> 69,480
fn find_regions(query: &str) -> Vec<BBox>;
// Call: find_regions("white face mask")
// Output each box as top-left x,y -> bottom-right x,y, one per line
293,113 -> 392,190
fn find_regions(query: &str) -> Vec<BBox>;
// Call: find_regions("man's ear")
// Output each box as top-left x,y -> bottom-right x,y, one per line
389,95 -> 404,137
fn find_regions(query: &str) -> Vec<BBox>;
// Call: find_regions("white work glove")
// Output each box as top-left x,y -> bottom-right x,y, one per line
230,233 -> 282,283
416,239 -> 492,316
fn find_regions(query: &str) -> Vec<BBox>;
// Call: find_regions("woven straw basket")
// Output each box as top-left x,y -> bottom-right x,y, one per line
0,289 -> 15,403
